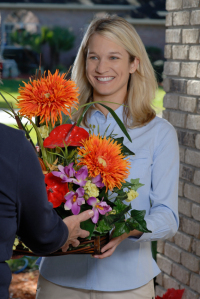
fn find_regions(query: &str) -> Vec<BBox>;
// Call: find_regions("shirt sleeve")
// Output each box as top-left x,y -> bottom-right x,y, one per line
16,134 -> 68,255
130,122 -> 179,243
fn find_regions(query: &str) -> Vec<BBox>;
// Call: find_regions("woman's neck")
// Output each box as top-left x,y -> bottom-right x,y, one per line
93,93 -> 126,117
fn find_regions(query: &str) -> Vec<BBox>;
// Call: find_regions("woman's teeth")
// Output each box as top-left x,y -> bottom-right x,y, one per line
96,77 -> 114,82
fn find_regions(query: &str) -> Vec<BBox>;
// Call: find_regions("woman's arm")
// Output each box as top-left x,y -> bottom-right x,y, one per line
133,122 -> 179,243
94,122 -> 179,259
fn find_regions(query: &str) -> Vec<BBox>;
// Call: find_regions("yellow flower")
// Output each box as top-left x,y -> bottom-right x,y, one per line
84,180 -> 99,199
109,210 -> 116,215
38,125 -> 49,139
125,190 -> 139,202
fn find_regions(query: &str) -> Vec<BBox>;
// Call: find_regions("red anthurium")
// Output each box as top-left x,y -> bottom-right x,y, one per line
156,288 -> 184,299
45,172 -> 69,208
43,123 -> 89,148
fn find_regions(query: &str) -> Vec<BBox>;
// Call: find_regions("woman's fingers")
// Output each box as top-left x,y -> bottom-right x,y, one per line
101,242 -> 113,253
94,246 -> 117,259
101,237 -> 120,253
93,240 -> 118,259
93,234 -> 127,259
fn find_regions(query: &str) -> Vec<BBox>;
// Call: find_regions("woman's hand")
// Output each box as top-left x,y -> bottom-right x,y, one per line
93,229 -> 143,259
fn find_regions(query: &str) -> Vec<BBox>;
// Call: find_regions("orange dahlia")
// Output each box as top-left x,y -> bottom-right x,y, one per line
78,134 -> 131,191
17,70 -> 79,127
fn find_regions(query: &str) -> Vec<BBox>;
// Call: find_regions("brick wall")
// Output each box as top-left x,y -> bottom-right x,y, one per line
156,1 -> 200,298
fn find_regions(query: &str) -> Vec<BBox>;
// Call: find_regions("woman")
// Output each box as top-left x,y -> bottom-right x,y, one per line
36,15 -> 179,299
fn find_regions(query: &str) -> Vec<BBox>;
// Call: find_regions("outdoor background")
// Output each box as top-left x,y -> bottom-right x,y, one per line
1,1 -> 166,298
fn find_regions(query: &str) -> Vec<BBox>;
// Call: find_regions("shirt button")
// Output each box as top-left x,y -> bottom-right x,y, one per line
109,114 -> 112,118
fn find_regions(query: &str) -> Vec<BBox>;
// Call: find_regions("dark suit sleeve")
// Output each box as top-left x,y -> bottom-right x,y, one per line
16,134 -> 68,255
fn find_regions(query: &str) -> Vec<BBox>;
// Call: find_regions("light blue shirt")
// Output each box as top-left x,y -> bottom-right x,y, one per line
39,105 -> 179,291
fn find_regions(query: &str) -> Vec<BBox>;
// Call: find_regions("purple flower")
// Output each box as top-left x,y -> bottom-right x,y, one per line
64,187 -> 85,215
73,166 -> 88,187
52,163 -> 75,183
91,174 -> 105,188
87,197 -> 112,224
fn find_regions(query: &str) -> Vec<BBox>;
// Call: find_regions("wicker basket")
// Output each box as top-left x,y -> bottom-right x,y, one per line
13,234 -> 109,257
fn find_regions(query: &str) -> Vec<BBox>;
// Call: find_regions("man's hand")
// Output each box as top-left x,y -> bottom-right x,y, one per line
61,210 -> 94,252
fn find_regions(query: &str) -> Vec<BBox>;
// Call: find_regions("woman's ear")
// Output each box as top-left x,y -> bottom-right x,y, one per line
130,58 -> 140,74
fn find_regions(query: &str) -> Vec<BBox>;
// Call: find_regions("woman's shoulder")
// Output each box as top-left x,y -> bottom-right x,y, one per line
150,116 -> 178,152
151,115 -> 175,130
149,116 -> 177,138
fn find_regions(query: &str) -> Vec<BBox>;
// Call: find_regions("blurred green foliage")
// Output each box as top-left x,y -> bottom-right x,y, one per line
6,256 -> 38,273
10,26 -> 75,71
145,46 -> 164,83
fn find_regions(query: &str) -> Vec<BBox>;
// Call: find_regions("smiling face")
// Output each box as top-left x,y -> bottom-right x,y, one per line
86,34 -> 138,105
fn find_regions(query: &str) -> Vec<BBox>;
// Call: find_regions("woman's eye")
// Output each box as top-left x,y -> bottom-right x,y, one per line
89,56 -> 98,60
110,56 -> 118,60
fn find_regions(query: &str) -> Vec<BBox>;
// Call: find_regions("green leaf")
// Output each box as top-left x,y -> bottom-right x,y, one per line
99,187 -> 107,199
94,219 -> 112,234
130,210 -> 152,233
130,178 -> 140,184
131,209 -> 146,219
130,178 -> 145,190
114,194 -> 128,202
114,137 -> 135,156
80,219 -> 95,239
104,204 -> 131,226
76,103 -> 94,127
121,181 -> 133,188
114,199 -> 128,213
112,222 -> 130,238
63,141 -> 68,158
102,124 -> 111,138
46,150 -> 64,160
121,179 -> 144,192
125,218 -> 139,231
99,103 -> 132,142
113,187 -> 126,194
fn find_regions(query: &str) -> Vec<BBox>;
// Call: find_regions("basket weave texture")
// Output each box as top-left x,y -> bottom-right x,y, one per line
13,234 -> 109,257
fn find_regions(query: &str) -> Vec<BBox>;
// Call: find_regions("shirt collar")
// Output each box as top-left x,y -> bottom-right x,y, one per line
91,104 -> 124,119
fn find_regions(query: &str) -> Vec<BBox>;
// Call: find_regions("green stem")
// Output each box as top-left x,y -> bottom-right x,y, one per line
28,118 -> 50,164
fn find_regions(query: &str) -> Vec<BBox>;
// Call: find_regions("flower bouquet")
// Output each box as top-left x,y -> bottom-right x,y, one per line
1,68 -> 151,256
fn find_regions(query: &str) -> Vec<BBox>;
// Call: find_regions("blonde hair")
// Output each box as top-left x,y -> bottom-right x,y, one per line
72,15 -> 157,128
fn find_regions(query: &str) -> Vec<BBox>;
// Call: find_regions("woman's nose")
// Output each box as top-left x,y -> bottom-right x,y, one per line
95,59 -> 109,73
